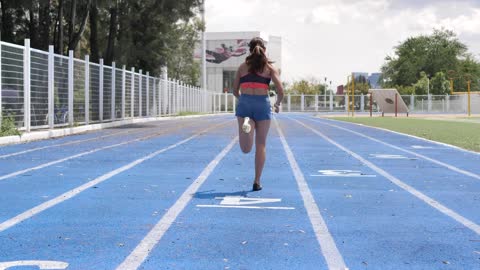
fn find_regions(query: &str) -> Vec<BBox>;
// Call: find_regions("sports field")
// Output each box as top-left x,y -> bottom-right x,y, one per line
330,116 -> 480,152
0,114 -> 479,269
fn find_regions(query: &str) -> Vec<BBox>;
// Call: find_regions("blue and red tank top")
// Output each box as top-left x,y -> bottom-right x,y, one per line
240,73 -> 271,90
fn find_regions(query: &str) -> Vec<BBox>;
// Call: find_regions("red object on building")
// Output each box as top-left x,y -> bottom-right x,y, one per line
337,85 -> 344,95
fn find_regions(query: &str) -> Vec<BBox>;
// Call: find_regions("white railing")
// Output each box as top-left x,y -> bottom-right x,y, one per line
280,93 -> 480,114
0,39 -> 234,132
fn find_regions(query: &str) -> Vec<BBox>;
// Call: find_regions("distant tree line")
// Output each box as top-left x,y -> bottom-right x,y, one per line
0,0 -> 202,84
380,29 -> 480,95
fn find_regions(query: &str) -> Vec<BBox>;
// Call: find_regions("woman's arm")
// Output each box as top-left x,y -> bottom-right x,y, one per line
233,66 -> 242,99
270,66 -> 284,112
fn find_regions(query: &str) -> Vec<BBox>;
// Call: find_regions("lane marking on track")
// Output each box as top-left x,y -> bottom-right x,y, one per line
116,137 -> 238,270
291,117 -> 480,236
411,145 -> 438,149
0,120 -> 191,159
0,119 -> 219,182
0,121 -> 232,233
274,117 -> 348,270
369,154 -> 416,160
0,260 -> 68,270
311,170 -> 376,177
301,117 -> 480,181
196,205 -> 294,210
196,196 -> 295,210
0,129 -> 133,159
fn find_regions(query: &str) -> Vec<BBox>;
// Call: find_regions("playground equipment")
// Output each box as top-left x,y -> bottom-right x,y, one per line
368,89 -> 409,117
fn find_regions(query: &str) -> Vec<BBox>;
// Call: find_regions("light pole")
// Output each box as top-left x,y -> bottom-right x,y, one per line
427,75 -> 430,96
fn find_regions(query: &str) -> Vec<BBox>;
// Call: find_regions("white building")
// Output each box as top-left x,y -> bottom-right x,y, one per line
195,32 -> 282,93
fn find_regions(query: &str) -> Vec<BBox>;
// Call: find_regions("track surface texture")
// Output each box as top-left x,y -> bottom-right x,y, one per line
0,114 -> 479,270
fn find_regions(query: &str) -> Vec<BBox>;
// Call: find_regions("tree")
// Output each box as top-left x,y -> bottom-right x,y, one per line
430,71 -> 450,95
344,76 -> 371,95
381,29 -> 468,88
167,19 -> 203,85
413,71 -> 429,95
0,0 -> 202,82
287,78 -> 326,95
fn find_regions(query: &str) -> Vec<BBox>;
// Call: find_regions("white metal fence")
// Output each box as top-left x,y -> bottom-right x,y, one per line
2,39 -> 477,133
0,39 -> 235,132
277,93 -> 479,114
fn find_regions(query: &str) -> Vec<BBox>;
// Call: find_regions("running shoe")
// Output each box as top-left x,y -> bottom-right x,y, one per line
242,117 -> 251,133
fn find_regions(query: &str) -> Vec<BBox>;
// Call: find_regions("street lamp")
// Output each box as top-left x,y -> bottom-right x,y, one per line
427,75 -> 430,96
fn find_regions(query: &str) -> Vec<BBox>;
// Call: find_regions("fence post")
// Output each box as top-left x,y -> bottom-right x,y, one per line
24,39 -> 31,132
0,42 -> 2,128
361,94 -> 365,112
68,50 -> 74,126
161,67 -> 168,116
427,94 -> 432,112
152,77 -> 160,117
167,80 -> 171,116
301,94 -> 304,112
224,92 -> 228,112
85,55 -> 90,124
287,94 -> 291,112
314,94 -> 318,111
139,69 -> 142,117
410,94 -> 414,112
48,46 -> 54,129
130,67 -> 135,118
146,72 -> 150,117
446,94 -> 450,112
345,94 -> 348,113
159,79 -> 163,116
111,62 -> 116,121
99,59 -> 104,122
233,94 -> 236,114
121,65 -> 126,119
329,92 -> 333,111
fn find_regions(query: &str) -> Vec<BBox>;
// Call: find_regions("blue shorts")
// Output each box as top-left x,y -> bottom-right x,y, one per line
235,94 -> 271,121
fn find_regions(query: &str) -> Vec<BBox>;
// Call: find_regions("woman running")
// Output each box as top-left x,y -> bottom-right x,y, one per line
233,37 -> 284,191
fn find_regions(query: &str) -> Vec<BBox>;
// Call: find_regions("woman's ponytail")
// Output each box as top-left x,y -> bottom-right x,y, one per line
246,38 -> 269,74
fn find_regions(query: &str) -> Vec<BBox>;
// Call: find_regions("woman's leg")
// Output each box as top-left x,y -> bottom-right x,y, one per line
237,117 -> 255,153
254,120 -> 271,185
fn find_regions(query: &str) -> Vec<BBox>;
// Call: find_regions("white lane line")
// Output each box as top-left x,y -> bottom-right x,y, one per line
196,205 -> 295,210
274,118 -> 348,270
0,118 -> 210,159
116,137 -> 238,270
0,128 -> 145,159
0,120 -> 216,182
303,117 -> 480,181
292,117 -> 480,236
0,122 -> 232,233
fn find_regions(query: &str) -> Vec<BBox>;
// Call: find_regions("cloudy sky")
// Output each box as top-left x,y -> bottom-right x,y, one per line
205,0 -> 480,86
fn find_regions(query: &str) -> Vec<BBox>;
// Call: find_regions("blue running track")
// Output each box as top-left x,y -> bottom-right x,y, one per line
0,114 -> 479,270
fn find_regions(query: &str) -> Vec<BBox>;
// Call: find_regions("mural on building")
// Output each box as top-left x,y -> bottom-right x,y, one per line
195,39 -> 249,64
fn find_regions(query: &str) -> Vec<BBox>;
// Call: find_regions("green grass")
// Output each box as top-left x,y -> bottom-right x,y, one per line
331,117 -> 480,152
